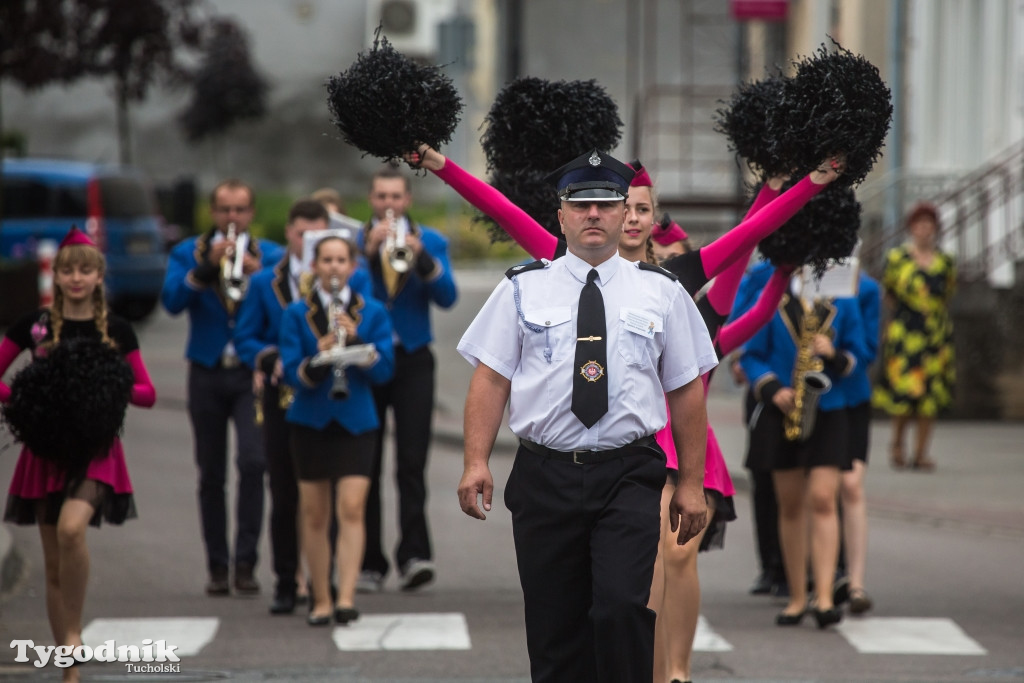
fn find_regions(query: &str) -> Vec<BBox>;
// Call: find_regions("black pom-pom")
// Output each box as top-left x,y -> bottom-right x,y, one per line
326,29 -> 463,163
472,169 -> 561,242
758,182 -> 861,278
714,74 -> 788,178
2,338 -> 134,472
766,41 -> 892,187
480,77 -> 623,175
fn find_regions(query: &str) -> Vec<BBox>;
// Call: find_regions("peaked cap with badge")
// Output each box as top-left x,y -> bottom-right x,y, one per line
546,149 -> 636,202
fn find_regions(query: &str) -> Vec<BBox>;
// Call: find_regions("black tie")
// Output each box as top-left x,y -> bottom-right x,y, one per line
572,269 -> 608,428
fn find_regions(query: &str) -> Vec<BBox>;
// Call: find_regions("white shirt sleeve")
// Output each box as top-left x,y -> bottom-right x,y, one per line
658,284 -> 719,393
457,277 -> 523,380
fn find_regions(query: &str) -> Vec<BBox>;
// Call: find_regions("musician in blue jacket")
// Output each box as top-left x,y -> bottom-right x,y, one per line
740,278 -> 869,629
161,179 -> 283,597
279,234 -> 395,626
233,198 -> 333,614
357,165 -> 458,592
832,273 -> 881,614
729,259 -> 785,596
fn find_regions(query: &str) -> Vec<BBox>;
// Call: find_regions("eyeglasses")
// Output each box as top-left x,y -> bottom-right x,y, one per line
215,205 -> 252,214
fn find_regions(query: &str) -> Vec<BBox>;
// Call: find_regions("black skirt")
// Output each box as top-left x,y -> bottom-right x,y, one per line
289,422 -> 377,481
746,403 -> 850,471
846,401 -> 872,464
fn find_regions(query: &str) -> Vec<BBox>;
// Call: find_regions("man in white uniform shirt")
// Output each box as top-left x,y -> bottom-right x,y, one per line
457,150 -> 718,683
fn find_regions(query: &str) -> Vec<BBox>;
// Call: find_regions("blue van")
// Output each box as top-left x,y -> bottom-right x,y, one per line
0,158 -> 168,321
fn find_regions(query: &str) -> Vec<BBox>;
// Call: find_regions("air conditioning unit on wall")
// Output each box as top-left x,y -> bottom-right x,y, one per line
366,0 -> 457,59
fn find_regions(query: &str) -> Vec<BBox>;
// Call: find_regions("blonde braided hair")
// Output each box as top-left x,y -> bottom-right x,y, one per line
46,244 -> 115,350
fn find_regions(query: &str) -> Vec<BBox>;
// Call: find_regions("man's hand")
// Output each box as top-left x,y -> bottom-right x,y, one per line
365,222 -> 389,255
271,358 -> 284,385
457,462 -> 494,520
241,253 -> 261,275
252,370 -> 265,394
772,386 -> 797,414
668,482 -> 708,545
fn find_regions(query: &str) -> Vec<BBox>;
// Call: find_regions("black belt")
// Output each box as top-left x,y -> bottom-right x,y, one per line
519,435 -> 658,465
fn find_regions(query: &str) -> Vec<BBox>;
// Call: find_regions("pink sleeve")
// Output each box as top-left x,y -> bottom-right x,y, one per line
706,183 -> 783,315
699,175 -> 825,281
0,337 -> 25,404
126,349 -> 157,408
715,267 -> 789,356
433,159 -> 559,261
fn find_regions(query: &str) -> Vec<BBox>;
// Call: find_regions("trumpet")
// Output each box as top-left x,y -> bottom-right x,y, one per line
221,222 -> 249,307
310,276 -> 377,399
327,276 -> 350,400
383,208 -> 414,273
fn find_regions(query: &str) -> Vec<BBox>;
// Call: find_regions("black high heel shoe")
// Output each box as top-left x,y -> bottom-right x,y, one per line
334,606 -> 360,624
775,609 -> 806,626
812,606 -> 843,629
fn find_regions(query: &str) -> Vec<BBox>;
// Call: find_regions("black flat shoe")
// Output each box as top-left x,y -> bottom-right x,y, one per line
334,607 -> 360,624
812,606 -> 843,629
269,591 -> 296,615
775,610 -> 806,626
307,612 -> 331,627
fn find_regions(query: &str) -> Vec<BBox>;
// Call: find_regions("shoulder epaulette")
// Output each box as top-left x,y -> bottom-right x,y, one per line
637,261 -> 679,281
505,259 -> 550,280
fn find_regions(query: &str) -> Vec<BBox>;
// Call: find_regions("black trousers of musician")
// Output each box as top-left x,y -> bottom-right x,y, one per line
363,345 -> 435,576
188,362 -> 266,574
743,387 -> 783,586
505,447 -> 665,683
262,383 -> 298,595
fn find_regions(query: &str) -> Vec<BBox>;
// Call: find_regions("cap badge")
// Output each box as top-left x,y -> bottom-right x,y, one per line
588,151 -> 601,167
580,360 -> 605,382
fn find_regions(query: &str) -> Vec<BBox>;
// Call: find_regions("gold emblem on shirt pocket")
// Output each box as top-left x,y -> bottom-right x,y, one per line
522,306 -> 573,362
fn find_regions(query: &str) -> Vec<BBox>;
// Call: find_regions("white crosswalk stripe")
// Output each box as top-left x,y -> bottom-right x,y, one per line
332,612 -> 471,651
81,617 -> 219,657
836,617 -> 988,655
77,613 -> 990,658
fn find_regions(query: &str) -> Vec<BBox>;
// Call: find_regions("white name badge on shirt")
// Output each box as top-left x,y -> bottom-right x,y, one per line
620,308 -> 662,339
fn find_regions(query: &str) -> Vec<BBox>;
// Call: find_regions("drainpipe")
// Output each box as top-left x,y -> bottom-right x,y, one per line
884,0 -> 907,238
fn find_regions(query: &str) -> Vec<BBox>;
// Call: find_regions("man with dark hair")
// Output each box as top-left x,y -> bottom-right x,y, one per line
358,165 -> 458,593
234,198 -> 330,613
457,150 -> 716,682
162,179 -> 284,596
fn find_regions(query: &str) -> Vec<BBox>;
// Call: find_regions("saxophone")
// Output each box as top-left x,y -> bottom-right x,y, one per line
784,299 -> 832,442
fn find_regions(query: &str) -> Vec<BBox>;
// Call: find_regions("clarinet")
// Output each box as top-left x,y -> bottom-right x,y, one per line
328,276 -> 350,400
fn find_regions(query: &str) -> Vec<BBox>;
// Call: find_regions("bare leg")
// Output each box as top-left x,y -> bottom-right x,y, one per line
38,524 -> 66,645
661,496 -> 715,683
650,481 -> 672,683
890,415 -> 908,467
806,467 -> 841,610
54,499 -> 95,683
334,475 -> 371,609
299,480 -> 332,619
773,469 -> 809,616
913,416 -> 936,469
840,461 -> 868,594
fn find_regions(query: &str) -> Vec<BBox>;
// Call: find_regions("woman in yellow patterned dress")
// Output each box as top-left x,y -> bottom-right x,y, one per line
873,202 -> 956,470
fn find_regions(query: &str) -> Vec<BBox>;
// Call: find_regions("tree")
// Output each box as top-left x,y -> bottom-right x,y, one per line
178,19 -> 268,143
68,0 -> 206,165
0,1 -> 82,162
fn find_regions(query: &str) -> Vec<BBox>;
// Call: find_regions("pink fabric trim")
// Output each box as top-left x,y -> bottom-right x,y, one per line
7,439 -> 134,498
433,159 -> 559,261
0,337 -> 23,404
699,175 -> 825,280
126,349 -> 157,407
716,267 -> 790,356
706,183 -> 781,314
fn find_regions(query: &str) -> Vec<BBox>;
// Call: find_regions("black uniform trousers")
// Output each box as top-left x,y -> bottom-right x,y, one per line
188,362 -> 266,573
363,345 -> 435,576
504,445 -> 665,683
744,387 -> 783,585
262,382 -> 299,594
